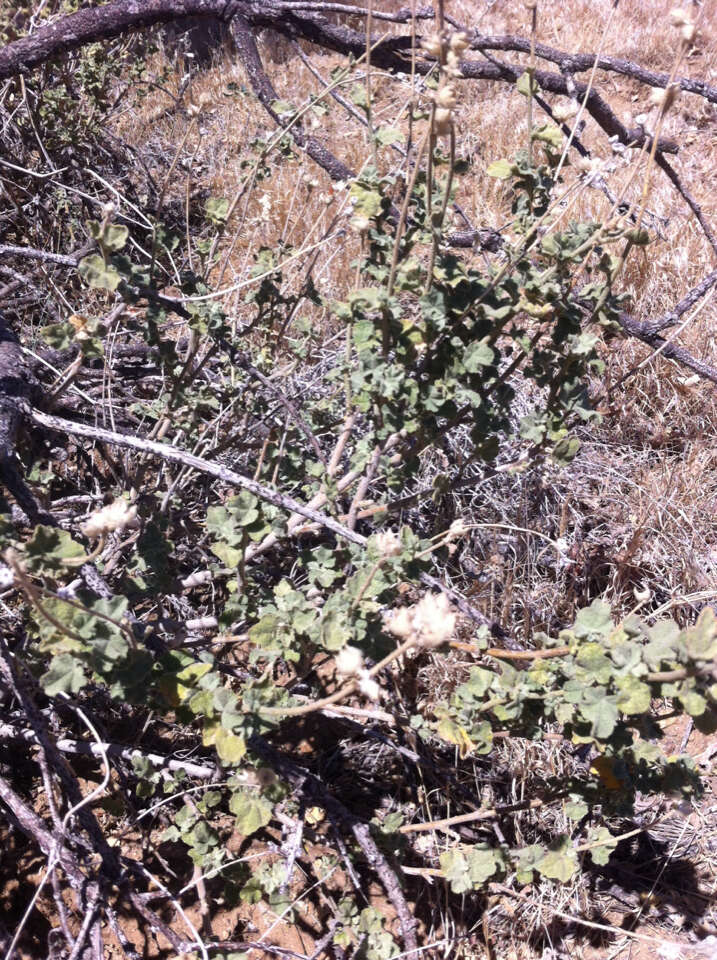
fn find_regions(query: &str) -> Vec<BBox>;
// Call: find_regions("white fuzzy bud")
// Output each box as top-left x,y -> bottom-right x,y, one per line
681,21 -> 696,43
553,102 -> 578,123
0,565 -> 14,589
386,607 -> 415,640
350,215 -> 371,234
449,32 -> 470,56
420,33 -> 442,58
336,645 -> 364,678
411,592 -> 456,649
633,585 -> 651,603
436,84 -> 458,110
434,107 -> 453,136
374,530 -> 402,558
668,7 -> 691,27
357,670 -> 381,701
447,518 -> 469,540
445,50 -> 463,78
80,500 -> 138,539
650,84 -> 679,112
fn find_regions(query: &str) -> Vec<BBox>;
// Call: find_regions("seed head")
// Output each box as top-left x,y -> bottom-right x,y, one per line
386,607 -> 414,640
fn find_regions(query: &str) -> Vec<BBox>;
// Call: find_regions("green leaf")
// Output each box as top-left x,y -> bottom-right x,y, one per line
532,123 -> 563,150
576,642 -> 614,684
486,158 -> 514,179
580,690 -> 619,739
516,71 -> 540,97
271,99 -> 295,118
573,600 -> 612,639
41,654 -> 86,696
515,843 -> 546,884
683,608 -> 717,661
616,675 -> 651,715
586,826 -> 617,866
229,790 -> 272,836
680,688 -> 707,717
463,339 -> 495,372
349,84 -> 368,111
551,436 -> 581,465
215,727 -> 247,764
24,525 -> 86,574
375,126 -> 404,146
319,608 -> 348,651
103,223 -> 128,251
536,837 -> 578,882
205,196 -> 229,225
625,227 -> 650,246
78,254 -> 122,291
440,845 -> 501,893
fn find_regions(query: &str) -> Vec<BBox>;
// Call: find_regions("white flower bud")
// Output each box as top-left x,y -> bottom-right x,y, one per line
412,592 -> 456,648
434,107 -> 453,136
445,50 -> 463,78
681,22 -> 696,43
374,530 -> 402,558
80,500 -> 139,539
357,670 -> 381,701
0,565 -> 14,589
350,215 -> 371,234
420,33 -> 442,58
633,585 -> 651,603
553,102 -> 578,123
436,84 -> 458,110
386,607 -> 415,640
668,7 -> 691,27
650,84 -> 679,112
449,32 -> 470,56
101,202 -> 116,220
336,645 -> 364,677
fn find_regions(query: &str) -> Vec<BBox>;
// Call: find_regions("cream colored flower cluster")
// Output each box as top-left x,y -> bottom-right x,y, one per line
669,7 -> 696,44
421,31 -> 471,137
385,592 -> 457,649
80,500 -> 139,539
335,646 -> 380,701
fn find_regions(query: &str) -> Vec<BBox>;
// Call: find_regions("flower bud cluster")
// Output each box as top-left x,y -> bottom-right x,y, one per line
386,592 -> 457,650
80,499 -> 139,539
649,83 -> 680,113
669,7 -> 696,44
335,645 -> 381,701
421,31 -> 471,136
374,529 -> 402,558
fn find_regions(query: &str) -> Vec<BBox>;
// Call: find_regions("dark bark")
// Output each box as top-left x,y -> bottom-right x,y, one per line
0,0 -> 251,80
